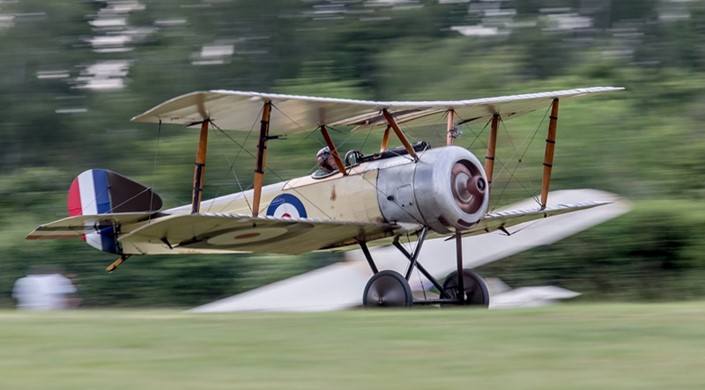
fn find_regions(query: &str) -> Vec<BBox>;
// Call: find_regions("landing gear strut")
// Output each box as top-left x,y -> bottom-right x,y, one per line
359,228 -> 490,308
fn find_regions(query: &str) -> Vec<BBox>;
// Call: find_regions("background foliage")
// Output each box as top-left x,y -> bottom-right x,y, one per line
2,0 -> 704,307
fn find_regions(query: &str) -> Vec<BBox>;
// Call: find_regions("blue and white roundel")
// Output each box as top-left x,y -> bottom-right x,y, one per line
266,193 -> 308,219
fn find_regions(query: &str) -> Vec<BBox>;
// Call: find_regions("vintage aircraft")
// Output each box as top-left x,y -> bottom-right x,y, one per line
27,86 -> 623,308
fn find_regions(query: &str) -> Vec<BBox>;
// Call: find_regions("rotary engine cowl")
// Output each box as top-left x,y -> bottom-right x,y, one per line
376,146 -> 489,233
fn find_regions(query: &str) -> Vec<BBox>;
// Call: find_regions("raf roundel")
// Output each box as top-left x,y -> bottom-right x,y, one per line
266,193 -> 308,219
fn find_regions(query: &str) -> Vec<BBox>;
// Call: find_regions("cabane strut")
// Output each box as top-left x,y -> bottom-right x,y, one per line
382,109 -> 418,160
320,125 -> 347,175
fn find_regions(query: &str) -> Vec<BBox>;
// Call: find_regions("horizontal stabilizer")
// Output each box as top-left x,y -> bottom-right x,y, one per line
26,212 -> 159,240
64,169 -> 162,253
119,213 -> 400,255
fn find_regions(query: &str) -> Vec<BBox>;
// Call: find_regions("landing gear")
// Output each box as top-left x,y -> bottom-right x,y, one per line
359,228 -> 490,308
441,269 -> 490,307
362,270 -> 413,308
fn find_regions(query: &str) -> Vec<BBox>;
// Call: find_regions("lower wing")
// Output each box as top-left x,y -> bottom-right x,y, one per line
118,213 -> 401,255
461,201 -> 612,237
26,201 -> 610,254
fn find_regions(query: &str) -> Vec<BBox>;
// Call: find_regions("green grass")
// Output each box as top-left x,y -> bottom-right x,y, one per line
1,302 -> 704,389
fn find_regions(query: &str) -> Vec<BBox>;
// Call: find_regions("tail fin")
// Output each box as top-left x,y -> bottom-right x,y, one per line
67,169 -> 162,253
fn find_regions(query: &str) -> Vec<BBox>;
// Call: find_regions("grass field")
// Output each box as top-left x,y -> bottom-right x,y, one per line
1,302 -> 704,389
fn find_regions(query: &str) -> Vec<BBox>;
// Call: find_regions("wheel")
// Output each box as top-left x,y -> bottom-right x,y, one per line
363,270 -> 413,308
441,269 -> 490,307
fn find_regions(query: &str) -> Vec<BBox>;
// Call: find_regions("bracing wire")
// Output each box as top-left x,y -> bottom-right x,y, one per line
148,120 -> 163,221
208,124 -> 254,214
271,102 -> 306,134
360,128 -> 373,151
403,231 -> 428,298
230,106 -> 263,167
489,104 -> 552,210
209,119 -> 335,220
460,116 -> 492,150
208,122 -> 257,214
416,267 -> 428,300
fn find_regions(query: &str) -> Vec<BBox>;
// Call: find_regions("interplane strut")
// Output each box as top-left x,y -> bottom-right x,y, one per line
484,114 -> 500,186
252,102 -> 272,217
446,109 -> 456,146
540,98 -> 560,209
191,120 -> 210,214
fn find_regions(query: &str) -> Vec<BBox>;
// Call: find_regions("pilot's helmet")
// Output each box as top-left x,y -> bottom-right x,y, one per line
316,146 -> 337,173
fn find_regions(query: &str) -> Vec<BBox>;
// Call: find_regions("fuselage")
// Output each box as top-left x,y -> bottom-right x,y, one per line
166,151 -> 399,222
32,145 -> 489,255
166,145 -> 489,234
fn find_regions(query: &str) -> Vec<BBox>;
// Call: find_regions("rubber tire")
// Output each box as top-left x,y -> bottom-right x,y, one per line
363,270 -> 413,308
441,269 -> 490,307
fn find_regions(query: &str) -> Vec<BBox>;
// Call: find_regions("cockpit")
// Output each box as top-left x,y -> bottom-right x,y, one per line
312,141 -> 431,179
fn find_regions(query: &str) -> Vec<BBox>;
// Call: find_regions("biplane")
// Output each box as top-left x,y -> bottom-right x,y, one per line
27,86 -> 623,308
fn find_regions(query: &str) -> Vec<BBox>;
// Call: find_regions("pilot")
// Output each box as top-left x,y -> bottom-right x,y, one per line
316,146 -> 337,173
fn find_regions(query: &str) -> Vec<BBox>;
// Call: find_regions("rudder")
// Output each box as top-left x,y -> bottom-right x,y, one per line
67,169 -> 162,253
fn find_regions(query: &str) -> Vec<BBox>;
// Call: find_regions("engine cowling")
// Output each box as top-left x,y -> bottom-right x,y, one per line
376,146 -> 489,233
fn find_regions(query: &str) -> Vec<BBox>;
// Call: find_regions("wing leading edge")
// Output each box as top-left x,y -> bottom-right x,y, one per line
461,201 -> 612,237
131,87 -> 623,134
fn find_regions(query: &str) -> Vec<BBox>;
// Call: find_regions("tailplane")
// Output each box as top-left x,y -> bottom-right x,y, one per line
30,169 -> 163,253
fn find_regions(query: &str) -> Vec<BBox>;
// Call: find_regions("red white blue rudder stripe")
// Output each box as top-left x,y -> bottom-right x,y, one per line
67,169 -> 164,254
68,169 -> 119,253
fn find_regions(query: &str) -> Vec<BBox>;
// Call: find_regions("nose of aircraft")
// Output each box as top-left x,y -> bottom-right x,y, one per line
451,161 -> 487,215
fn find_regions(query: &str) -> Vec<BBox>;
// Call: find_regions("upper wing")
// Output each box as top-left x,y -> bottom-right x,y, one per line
131,87 -> 623,134
119,213 -> 401,255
